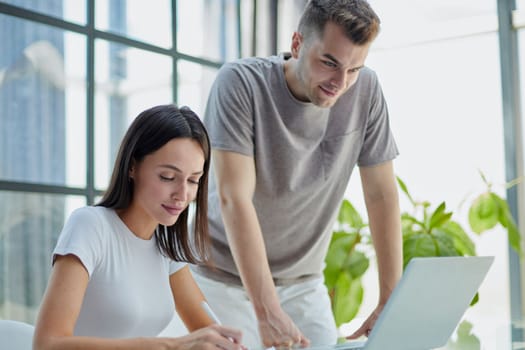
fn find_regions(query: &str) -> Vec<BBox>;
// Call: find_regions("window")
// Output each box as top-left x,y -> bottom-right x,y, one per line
277,0 -> 522,347
0,0 -> 240,324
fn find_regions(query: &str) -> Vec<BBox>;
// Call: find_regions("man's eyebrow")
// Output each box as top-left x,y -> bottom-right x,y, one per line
322,53 -> 340,65
350,65 -> 365,72
159,164 -> 203,175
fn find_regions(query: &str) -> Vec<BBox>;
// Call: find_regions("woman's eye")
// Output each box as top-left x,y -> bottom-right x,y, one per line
188,179 -> 200,185
160,175 -> 175,181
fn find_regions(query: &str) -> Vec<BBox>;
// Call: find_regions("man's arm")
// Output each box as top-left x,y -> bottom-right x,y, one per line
212,149 -> 309,348
348,160 -> 403,339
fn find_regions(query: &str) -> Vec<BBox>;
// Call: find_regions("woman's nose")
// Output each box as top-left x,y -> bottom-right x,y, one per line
171,180 -> 188,202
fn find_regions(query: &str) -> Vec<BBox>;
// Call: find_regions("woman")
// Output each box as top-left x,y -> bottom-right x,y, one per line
33,104 -> 243,350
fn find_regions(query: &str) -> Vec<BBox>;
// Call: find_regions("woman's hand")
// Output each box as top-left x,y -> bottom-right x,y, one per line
165,324 -> 245,350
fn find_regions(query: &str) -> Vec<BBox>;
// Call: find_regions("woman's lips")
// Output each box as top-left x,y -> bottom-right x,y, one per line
162,204 -> 184,216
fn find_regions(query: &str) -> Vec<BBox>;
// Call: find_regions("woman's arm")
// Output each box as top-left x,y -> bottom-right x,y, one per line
170,265 -> 213,331
34,255 -> 243,350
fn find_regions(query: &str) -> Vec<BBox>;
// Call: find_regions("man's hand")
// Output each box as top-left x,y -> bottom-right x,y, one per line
346,304 -> 385,339
257,306 -> 310,348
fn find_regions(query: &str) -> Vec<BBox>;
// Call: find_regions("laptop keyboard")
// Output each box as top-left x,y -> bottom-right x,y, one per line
304,341 -> 366,350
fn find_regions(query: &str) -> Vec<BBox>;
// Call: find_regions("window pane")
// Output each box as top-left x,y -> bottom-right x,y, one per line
0,14 -> 87,187
96,0 -> 172,48
94,40 -> 173,189
277,0 -> 305,54
177,60 -> 218,118
518,26 -> 525,291
240,0 -> 255,57
369,0 -> 497,47
0,191 -> 85,323
348,26 -> 508,350
1,0 -> 86,24
177,0 -> 239,62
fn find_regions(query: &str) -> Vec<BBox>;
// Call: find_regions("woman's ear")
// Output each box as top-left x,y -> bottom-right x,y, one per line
129,160 -> 136,180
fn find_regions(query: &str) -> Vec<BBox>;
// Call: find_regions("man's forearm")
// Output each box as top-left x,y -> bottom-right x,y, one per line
366,191 -> 403,304
370,206 -> 402,303
220,198 -> 281,316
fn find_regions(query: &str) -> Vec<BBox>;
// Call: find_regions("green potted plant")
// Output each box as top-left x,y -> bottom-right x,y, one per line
324,199 -> 371,326
323,172 -> 522,327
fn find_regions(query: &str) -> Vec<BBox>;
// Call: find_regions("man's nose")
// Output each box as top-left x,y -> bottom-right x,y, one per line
330,69 -> 346,88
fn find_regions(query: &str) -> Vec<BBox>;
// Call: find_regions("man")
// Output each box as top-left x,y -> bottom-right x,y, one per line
193,0 -> 403,348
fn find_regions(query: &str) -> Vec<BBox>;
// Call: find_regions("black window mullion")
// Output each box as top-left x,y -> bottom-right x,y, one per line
86,0 -> 95,205
172,0 -> 178,103
497,0 -> 524,343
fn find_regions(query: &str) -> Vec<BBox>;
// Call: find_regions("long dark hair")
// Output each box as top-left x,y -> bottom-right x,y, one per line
97,104 -> 211,264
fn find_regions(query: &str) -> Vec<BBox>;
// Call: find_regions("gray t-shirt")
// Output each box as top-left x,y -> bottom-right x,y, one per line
197,53 -> 398,285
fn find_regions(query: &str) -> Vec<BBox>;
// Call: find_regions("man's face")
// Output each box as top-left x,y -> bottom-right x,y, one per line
290,21 -> 371,108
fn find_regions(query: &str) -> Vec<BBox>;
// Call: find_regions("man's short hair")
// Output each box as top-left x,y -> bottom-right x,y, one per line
298,0 -> 381,45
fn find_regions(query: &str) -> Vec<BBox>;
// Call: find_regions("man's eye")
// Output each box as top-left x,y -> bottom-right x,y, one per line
322,60 -> 337,68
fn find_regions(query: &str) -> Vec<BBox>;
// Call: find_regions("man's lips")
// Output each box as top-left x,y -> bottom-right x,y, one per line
320,85 -> 337,97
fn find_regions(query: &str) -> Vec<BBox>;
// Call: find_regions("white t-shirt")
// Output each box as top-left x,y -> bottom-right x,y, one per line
53,206 -> 186,338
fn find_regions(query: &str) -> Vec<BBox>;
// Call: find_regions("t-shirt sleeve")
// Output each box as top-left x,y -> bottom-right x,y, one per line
357,71 -> 399,166
203,61 -> 255,156
168,260 -> 187,275
52,207 -> 103,277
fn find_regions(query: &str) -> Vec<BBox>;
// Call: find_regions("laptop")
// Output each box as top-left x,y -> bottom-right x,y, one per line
307,256 -> 494,350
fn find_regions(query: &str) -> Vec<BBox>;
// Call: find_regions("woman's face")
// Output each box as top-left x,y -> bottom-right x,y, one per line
127,137 -> 205,235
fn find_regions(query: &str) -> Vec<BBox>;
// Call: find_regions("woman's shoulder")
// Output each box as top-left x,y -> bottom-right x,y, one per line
67,206 -> 116,230
56,206 -> 119,256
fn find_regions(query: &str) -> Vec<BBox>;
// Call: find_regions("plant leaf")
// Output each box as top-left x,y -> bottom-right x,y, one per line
402,233 -> 437,268
441,221 -> 476,256
470,292 -> 479,306
428,202 -> 453,231
468,192 -> 499,234
332,272 -> 364,326
493,194 -> 523,256
344,250 -> 370,279
401,213 -> 425,234
338,199 -> 364,229
324,232 -> 360,288
446,320 -> 480,350
433,230 -> 460,257
507,221 -> 522,257
397,176 -> 415,206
